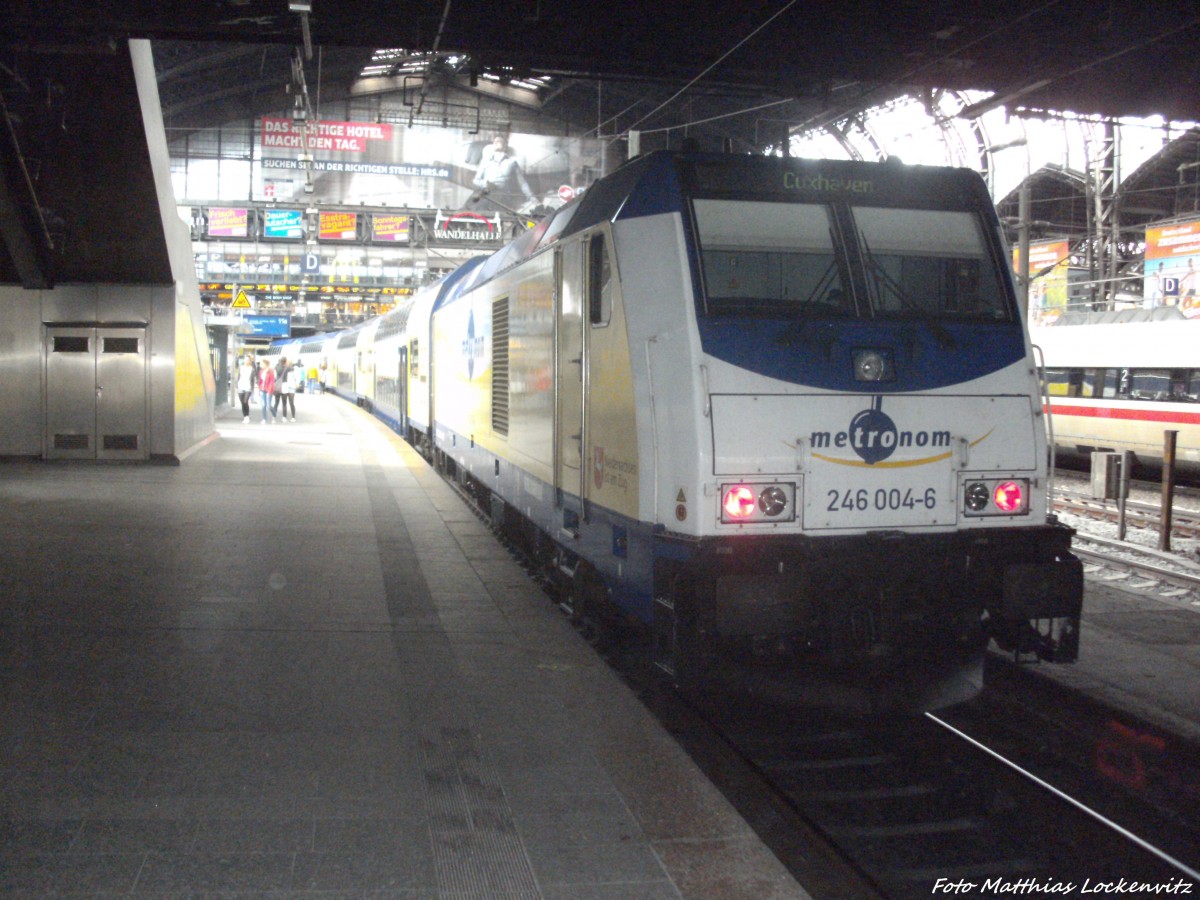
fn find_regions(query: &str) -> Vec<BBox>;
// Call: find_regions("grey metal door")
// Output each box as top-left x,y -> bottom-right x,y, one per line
45,326 -> 148,460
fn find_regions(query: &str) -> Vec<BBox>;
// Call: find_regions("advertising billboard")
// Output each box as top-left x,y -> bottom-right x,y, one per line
371,214 -> 411,243
263,209 -> 304,239
207,207 -> 249,238
1013,240 -> 1070,322
258,119 -> 614,214
1145,220 -> 1200,315
261,118 -> 394,153
318,211 -> 358,241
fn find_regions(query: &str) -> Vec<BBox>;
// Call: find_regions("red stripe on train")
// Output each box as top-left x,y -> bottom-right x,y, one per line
1046,404 -> 1200,425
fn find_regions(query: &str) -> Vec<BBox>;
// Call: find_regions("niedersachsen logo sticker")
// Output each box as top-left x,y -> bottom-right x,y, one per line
809,396 -> 992,468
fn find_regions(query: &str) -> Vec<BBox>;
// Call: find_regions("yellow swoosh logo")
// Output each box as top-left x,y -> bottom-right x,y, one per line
811,428 -> 994,468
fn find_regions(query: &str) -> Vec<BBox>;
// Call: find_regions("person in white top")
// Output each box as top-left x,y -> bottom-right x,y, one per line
235,356 -> 256,423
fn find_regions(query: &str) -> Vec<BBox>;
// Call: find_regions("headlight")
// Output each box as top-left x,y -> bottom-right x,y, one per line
964,482 -> 990,512
962,478 -> 1029,516
723,486 -> 756,519
720,482 -> 797,524
993,480 -> 1025,513
853,348 -> 894,382
758,486 -> 788,516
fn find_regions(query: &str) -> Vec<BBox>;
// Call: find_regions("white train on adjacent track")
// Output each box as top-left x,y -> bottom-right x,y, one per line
275,151 -> 1084,712
1031,310 -> 1200,474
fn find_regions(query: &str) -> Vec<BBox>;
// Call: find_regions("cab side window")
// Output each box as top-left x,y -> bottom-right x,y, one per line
589,233 -> 612,326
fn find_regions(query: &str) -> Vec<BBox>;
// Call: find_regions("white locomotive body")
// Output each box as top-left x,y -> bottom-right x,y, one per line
289,152 -> 1084,711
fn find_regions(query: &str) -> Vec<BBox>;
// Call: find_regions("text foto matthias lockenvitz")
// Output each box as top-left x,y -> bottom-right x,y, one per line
932,876 -> 1194,895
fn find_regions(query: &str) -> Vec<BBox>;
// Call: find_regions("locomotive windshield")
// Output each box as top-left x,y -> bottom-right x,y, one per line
693,199 -> 1011,323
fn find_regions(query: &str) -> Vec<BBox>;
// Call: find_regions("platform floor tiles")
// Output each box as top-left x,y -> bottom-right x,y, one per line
0,395 -> 809,898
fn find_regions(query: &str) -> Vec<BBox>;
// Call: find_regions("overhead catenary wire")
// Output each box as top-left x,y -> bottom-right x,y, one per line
614,0 -> 801,141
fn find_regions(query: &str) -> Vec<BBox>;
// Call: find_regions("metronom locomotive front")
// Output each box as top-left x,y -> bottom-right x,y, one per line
289,151 -> 1084,713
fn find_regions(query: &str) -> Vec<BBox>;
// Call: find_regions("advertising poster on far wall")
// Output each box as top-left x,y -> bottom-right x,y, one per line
1013,240 -> 1070,324
256,118 -> 613,215
207,207 -> 249,238
1144,220 -> 1200,318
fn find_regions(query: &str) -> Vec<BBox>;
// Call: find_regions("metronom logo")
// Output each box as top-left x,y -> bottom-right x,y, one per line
809,397 -> 951,466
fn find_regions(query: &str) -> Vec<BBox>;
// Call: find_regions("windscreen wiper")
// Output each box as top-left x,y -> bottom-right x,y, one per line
859,236 -> 955,348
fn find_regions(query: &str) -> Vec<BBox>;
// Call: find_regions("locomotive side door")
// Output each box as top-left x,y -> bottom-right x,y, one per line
555,239 -> 587,522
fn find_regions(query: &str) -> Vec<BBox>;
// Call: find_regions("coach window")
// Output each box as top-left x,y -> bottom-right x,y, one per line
1043,368 -> 1070,396
1129,369 -> 1171,401
588,233 -> 612,326
1173,369 -> 1199,402
1098,368 -> 1126,399
1081,369 -> 1106,398
1185,370 -> 1200,402
409,339 -> 419,375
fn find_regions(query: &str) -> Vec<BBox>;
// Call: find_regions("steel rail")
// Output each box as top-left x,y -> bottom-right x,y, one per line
926,712 -> 1200,884
1070,535 -> 1200,594
1055,491 -> 1200,538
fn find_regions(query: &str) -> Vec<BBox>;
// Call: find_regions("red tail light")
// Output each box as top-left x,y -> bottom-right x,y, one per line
722,486 -> 756,519
993,480 -> 1024,513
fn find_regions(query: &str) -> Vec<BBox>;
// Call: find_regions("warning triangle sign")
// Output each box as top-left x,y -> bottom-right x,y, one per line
231,289 -> 252,309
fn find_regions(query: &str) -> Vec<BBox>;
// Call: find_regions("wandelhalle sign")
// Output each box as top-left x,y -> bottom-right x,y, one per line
433,210 -> 503,243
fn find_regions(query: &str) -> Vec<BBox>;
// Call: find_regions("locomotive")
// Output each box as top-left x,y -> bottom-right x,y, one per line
281,151 -> 1084,711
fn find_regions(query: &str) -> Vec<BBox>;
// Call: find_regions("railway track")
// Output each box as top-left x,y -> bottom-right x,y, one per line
1056,489 -> 1200,541
1051,488 -> 1200,600
675,674 -> 1200,900
1071,535 -> 1200,598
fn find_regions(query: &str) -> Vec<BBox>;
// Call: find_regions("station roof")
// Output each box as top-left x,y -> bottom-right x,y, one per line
10,2 -> 1200,123
2,1 -> 1199,287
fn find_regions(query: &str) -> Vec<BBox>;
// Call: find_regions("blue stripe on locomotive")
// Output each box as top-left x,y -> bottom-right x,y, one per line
696,318 -> 1026,391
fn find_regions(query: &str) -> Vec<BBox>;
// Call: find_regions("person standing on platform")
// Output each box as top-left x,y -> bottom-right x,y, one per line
236,355 -> 256,424
258,359 -> 277,424
306,361 -> 318,394
280,359 -> 299,422
271,357 -> 288,420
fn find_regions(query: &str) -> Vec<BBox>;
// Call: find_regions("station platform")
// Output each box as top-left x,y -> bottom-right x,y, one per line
0,394 -> 808,898
1019,578 -> 1200,746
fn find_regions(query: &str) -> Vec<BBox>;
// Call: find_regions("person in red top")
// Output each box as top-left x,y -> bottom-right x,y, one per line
258,359 -> 277,424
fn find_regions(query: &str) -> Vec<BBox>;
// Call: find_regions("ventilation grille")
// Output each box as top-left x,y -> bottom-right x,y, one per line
103,338 -> 140,354
53,336 -> 89,353
491,297 -> 509,437
103,434 -> 139,451
54,434 -> 90,450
